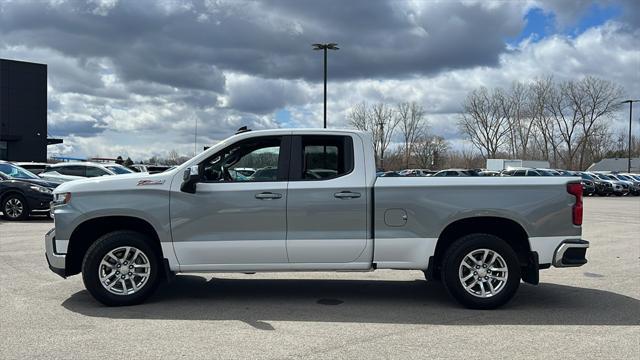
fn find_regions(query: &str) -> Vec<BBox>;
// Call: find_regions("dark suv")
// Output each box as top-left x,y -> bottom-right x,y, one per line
578,172 -> 612,196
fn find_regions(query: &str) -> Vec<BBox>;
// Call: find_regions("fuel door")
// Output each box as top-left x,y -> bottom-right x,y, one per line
384,208 -> 408,227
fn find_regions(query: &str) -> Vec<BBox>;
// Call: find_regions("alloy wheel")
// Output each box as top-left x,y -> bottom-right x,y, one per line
458,248 -> 508,298
98,246 -> 151,295
4,198 -> 24,219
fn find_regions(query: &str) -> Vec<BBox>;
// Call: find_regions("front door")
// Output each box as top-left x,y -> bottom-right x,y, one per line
286,134 -> 368,263
170,136 -> 290,268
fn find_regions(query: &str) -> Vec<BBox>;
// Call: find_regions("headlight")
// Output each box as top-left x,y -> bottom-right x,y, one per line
52,192 -> 71,205
30,185 -> 53,194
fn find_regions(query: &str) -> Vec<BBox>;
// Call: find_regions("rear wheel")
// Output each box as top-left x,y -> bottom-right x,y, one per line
82,231 -> 160,306
1,193 -> 29,221
441,234 -> 520,309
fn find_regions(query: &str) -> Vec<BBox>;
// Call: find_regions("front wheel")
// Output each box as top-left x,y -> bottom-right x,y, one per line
441,234 -> 521,309
1,193 -> 29,220
82,231 -> 160,306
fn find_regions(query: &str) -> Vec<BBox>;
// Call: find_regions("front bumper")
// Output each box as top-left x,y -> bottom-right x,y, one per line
27,192 -> 53,212
45,228 -> 66,278
553,239 -> 589,267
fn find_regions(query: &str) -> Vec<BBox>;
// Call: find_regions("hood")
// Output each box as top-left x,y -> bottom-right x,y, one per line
54,171 -> 176,194
11,177 -> 61,189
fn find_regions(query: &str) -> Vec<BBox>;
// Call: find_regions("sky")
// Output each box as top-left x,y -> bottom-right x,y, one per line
1,0 -> 639,161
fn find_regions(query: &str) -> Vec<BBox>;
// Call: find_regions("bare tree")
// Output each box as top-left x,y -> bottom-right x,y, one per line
348,102 -> 399,169
397,102 -> 427,168
372,103 -> 400,169
504,82 -> 536,159
166,149 -> 181,165
348,102 -> 380,160
459,87 -> 511,159
413,134 -> 448,169
529,77 -> 563,166
572,76 -> 623,169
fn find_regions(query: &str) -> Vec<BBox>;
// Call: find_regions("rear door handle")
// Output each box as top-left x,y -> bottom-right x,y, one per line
334,191 -> 361,199
255,192 -> 282,200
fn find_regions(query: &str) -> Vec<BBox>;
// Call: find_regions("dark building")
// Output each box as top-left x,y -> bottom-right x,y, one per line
0,59 -> 49,161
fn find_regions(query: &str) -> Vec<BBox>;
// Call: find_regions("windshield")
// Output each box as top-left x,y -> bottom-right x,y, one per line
580,173 -> 595,180
105,165 -> 133,174
0,163 -> 40,179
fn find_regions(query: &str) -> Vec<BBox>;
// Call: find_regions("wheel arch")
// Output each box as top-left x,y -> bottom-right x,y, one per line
430,216 -> 532,280
0,189 -> 26,204
65,215 -> 163,276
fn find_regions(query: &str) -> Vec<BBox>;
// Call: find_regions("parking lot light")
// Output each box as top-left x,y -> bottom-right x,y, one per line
621,99 -> 639,173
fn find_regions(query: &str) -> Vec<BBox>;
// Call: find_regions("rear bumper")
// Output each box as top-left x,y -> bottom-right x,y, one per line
553,239 -> 589,267
45,228 -> 66,278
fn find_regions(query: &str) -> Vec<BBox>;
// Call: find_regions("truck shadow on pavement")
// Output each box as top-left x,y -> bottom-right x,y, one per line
62,275 -> 640,330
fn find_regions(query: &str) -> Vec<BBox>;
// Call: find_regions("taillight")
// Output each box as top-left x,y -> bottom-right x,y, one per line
567,183 -> 583,225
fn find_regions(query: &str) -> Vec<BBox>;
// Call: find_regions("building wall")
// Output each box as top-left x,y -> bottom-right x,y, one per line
0,59 -> 48,162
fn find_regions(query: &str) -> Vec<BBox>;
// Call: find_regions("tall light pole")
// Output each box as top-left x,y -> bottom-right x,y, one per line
194,117 -> 198,156
621,99 -> 639,173
312,43 -> 339,128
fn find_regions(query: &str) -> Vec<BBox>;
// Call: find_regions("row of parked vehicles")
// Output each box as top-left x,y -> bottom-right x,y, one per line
2,159 -> 637,221
378,167 -> 640,196
0,160 -> 171,220
500,168 -> 640,197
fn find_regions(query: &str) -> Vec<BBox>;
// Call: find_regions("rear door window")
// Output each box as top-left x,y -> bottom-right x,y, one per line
86,166 -> 110,177
57,165 -> 86,176
291,135 -> 354,181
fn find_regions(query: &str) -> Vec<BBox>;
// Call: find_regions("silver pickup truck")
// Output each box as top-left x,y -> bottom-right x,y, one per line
46,128 -> 588,309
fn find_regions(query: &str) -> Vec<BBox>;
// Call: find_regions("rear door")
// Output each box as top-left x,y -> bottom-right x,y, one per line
285,134 -> 368,263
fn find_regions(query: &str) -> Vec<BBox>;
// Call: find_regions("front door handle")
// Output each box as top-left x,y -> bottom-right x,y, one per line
334,191 -> 361,199
255,192 -> 282,200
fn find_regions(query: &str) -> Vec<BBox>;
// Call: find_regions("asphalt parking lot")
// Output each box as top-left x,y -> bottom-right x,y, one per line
1,197 -> 639,359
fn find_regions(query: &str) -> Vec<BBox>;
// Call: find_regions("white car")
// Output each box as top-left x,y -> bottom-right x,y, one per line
39,162 -> 133,182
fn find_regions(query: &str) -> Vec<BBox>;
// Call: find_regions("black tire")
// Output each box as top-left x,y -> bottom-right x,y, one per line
441,233 -> 520,309
1,193 -> 29,221
82,231 -> 160,306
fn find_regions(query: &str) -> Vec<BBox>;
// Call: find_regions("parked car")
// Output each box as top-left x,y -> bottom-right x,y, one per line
432,169 -> 480,176
583,173 -> 614,196
589,173 -> 628,196
47,128 -> 588,309
233,168 -> 256,177
608,174 -> 640,196
0,172 -> 54,220
0,161 -> 62,188
580,179 -> 596,196
39,162 -> 133,182
399,169 -> 430,177
500,168 -> 544,176
535,168 -> 562,176
14,162 -> 50,174
129,164 -> 172,174
478,170 -> 500,176
420,169 -> 437,176
378,171 -> 401,177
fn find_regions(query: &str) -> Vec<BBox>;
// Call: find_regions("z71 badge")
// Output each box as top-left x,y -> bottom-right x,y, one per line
137,179 -> 165,186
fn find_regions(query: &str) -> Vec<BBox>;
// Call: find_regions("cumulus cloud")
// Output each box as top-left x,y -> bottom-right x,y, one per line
0,0 -> 638,160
